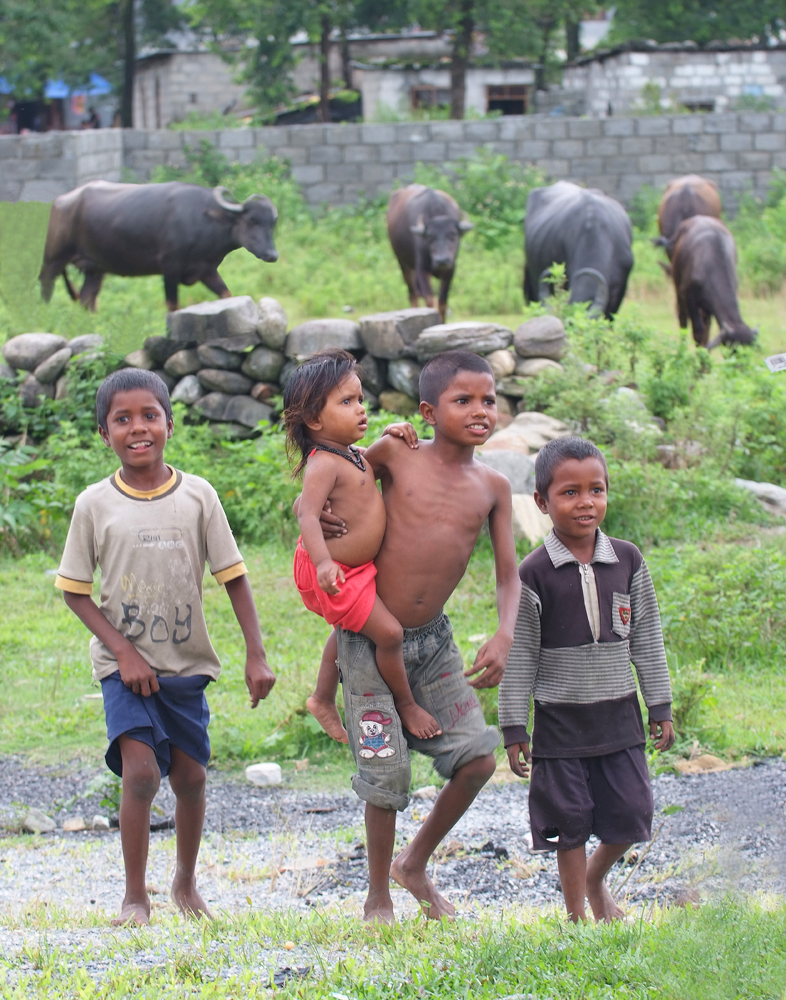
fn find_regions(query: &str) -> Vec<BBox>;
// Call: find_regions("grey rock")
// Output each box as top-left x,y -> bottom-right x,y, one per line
735,479 -> 786,517
209,421 -> 258,440
68,334 -> 104,356
196,344 -> 243,371
33,347 -> 71,385
144,336 -> 181,364
193,392 -> 231,421
485,348 -> 516,378
124,348 -> 156,371
54,376 -> 70,401
363,389 -> 379,411
241,347 -> 285,382
19,374 -> 54,406
514,357 -> 565,378
197,369 -> 254,395
2,333 -> 67,371
496,376 -> 528,398
285,318 -> 362,358
167,295 -> 260,344
513,315 -> 567,360
256,297 -> 288,350
0,362 -> 17,382
489,411 -> 571,452
91,815 -> 110,831
205,332 -> 261,352
170,374 -> 204,405
279,359 -> 298,388
224,395 -> 273,429
359,308 -> 440,360
511,494 -> 552,545
414,322 -> 512,362
378,389 -> 418,415
476,450 -> 536,494
387,359 -> 422,400
359,354 -> 388,395
251,382 -> 279,403
22,808 -> 56,835
152,370 -> 176,391
164,349 -> 201,378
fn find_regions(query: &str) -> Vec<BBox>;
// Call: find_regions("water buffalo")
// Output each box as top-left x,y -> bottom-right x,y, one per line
39,180 -> 278,311
387,184 -> 473,322
523,181 -> 633,318
656,174 -> 721,258
667,215 -> 756,349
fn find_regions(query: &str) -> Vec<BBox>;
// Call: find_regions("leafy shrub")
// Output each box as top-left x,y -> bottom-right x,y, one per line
0,443 -> 71,555
669,659 -> 714,740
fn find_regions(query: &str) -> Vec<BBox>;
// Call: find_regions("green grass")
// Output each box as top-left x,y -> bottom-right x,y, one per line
0,900 -> 785,998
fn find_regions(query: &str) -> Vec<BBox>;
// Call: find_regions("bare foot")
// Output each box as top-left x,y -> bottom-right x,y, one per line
306,694 -> 349,743
171,876 -> 212,919
390,851 -> 455,920
586,875 -> 624,923
111,899 -> 150,926
397,702 -> 442,741
364,890 -> 395,925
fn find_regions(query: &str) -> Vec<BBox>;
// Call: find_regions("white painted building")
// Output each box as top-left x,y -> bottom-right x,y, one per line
562,42 -> 786,117
354,62 -> 535,120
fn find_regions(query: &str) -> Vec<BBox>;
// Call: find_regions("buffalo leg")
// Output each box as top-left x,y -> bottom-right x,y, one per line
416,270 -> 437,311
400,265 -> 419,308
437,271 -> 454,324
163,275 -> 179,312
686,293 -> 708,347
79,271 -> 105,312
201,269 -> 231,301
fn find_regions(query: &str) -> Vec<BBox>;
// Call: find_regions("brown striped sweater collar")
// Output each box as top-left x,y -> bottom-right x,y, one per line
543,528 -> 619,569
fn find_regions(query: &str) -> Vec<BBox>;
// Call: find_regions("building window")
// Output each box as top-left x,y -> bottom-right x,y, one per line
681,99 -> 715,113
487,84 -> 529,115
411,86 -> 451,109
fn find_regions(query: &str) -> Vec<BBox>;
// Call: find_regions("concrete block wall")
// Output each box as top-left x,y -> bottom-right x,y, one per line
1,113 -> 785,211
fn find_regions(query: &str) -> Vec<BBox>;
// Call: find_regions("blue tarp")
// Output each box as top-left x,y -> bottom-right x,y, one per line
1,73 -> 114,99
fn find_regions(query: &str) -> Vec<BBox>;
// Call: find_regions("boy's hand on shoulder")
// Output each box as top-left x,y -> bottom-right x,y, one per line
382,422 -> 419,449
506,742 -> 530,779
116,645 -> 160,697
246,655 -> 276,708
317,559 -> 346,595
464,631 -> 513,689
649,719 -> 675,751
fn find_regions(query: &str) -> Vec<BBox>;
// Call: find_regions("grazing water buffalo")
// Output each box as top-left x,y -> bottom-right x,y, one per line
387,184 -> 473,322
39,180 -> 278,311
657,174 -> 722,257
523,181 -> 633,319
667,215 -> 756,349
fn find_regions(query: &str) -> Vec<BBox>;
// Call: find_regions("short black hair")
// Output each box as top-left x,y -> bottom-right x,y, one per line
535,436 -> 608,497
282,348 -> 358,477
96,369 -> 173,431
419,350 -> 494,405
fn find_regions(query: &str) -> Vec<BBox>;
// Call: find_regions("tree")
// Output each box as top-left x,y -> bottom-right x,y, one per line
609,1 -> 786,47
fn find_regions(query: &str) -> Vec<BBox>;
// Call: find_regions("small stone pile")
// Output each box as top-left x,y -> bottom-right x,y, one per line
1,332 -> 104,406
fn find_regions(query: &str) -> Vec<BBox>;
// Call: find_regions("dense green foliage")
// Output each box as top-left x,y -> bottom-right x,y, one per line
609,0 -> 786,46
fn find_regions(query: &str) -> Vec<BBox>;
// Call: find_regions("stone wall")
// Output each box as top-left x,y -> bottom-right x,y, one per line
1,112 -> 785,210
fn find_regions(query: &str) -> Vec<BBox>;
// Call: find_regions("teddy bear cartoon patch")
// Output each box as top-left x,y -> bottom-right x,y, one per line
358,711 -> 396,759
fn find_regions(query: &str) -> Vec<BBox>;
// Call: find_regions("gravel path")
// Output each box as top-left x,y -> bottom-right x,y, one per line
1,755 -> 784,921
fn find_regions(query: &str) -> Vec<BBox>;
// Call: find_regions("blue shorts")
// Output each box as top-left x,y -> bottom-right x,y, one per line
100,671 -> 212,777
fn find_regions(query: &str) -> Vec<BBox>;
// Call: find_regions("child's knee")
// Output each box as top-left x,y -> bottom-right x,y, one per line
122,759 -> 160,802
461,753 -> 497,789
169,759 -> 207,802
375,618 -> 404,652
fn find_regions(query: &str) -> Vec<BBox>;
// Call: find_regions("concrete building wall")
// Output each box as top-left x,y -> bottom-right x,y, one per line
564,47 -> 786,117
134,52 -> 248,128
1,113 -> 785,213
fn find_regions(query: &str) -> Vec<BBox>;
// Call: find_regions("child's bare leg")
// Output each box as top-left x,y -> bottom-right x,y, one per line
306,630 -> 348,743
391,753 -> 496,919
586,842 -> 631,922
556,846 -> 589,923
362,598 -> 441,740
168,746 -> 211,918
112,735 -> 160,926
364,803 -> 397,924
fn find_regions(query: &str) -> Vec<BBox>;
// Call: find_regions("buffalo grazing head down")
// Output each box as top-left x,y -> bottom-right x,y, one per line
410,214 -> 473,273
707,324 -> 758,350
212,186 -> 278,263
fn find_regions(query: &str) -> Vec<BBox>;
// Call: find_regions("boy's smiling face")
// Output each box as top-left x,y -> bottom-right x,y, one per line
422,370 -> 497,446
99,387 -> 173,473
535,457 -> 608,549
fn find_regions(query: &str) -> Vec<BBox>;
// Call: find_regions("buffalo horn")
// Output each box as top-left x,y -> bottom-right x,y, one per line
213,186 -> 244,213
458,214 -> 474,232
537,267 -> 555,301
410,216 -> 426,236
572,267 -> 609,316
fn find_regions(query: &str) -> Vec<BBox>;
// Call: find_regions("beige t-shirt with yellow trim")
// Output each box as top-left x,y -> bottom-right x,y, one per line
56,467 -> 247,682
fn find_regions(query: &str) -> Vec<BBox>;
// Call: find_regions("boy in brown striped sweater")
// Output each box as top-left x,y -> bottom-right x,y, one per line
500,437 -> 674,923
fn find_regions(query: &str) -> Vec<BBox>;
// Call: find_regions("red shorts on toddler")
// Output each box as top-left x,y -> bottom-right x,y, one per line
293,538 -> 377,633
